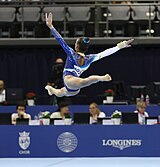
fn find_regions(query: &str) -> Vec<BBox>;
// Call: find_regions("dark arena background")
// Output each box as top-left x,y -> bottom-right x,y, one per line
0,0 -> 160,167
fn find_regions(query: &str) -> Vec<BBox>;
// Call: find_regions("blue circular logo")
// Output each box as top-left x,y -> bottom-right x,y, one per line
57,132 -> 78,153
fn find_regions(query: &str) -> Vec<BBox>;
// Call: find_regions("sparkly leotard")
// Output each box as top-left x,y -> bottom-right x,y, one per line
51,27 -> 120,92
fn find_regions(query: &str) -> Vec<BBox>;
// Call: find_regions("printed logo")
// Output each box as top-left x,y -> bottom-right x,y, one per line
57,132 -> 78,153
102,139 -> 142,150
74,65 -> 83,76
19,131 -> 30,154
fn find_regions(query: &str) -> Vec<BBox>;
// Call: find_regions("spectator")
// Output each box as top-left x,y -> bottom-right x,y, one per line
48,58 -> 64,88
0,80 -> 5,104
50,101 -> 71,119
134,101 -> 149,124
89,102 -> 106,124
11,104 -> 31,125
48,58 -> 70,105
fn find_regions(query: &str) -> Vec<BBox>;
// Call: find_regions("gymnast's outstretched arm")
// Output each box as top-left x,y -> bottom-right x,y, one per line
45,13 -> 72,54
94,39 -> 134,61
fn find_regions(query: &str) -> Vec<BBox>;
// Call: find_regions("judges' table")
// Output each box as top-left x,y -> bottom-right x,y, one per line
0,105 -> 160,118
0,125 -> 160,158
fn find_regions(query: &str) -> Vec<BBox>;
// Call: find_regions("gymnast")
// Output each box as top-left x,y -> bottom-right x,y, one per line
45,13 -> 134,97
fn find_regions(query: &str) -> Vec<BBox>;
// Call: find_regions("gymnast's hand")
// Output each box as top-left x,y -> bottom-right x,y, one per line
117,39 -> 134,49
45,12 -> 53,29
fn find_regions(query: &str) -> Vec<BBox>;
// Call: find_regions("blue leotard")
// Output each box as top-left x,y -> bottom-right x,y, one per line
51,27 -> 120,92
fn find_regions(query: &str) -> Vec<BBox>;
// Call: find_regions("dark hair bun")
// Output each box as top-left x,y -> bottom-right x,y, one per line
76,37 -> 90,53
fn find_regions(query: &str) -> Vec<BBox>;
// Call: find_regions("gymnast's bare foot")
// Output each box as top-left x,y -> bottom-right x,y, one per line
45,85 -> 54,96
101,74 -> 112,82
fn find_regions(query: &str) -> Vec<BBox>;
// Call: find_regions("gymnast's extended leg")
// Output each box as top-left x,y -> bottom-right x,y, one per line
45,86 -> 80,97
64,74 -> 112,90
45,74 -> 111,97
45,86 -> 67,97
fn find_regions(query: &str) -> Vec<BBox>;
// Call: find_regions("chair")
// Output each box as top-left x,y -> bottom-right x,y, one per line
154,6 -> 160,36
149,82 -> 160,103
131,5 -> 156,36
66,7 -> 91,36
16,7 -> 41,37
156,6 -> 160,20
0,7 -> 16,37
112,81 -> 127,100
42,7 -> 65,22
129,85 -> 146,103
41,7 -> 66,37
104,6 -> 130,36
6,88 -> 24,105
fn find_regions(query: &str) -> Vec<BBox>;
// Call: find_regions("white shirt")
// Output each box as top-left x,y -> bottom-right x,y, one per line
134,110 -> 149,125
0,89 -> 5,103
90,112 -> 106,124
50,112 -> 63,119
98,112 -> 106,118
11,113 -> 31,125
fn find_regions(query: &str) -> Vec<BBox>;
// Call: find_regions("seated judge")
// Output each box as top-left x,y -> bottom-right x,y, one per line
89,102 -> 106,124
11,103 -> 31,125
0,80 -> 6,104
50,101 -> 71,120
134,101 -> 149,125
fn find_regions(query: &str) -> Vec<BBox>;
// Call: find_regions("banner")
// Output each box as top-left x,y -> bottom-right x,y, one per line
0,125 -> 159,157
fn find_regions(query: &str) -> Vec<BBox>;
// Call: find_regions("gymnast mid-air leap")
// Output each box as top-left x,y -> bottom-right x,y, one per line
45,13 -> 134,97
